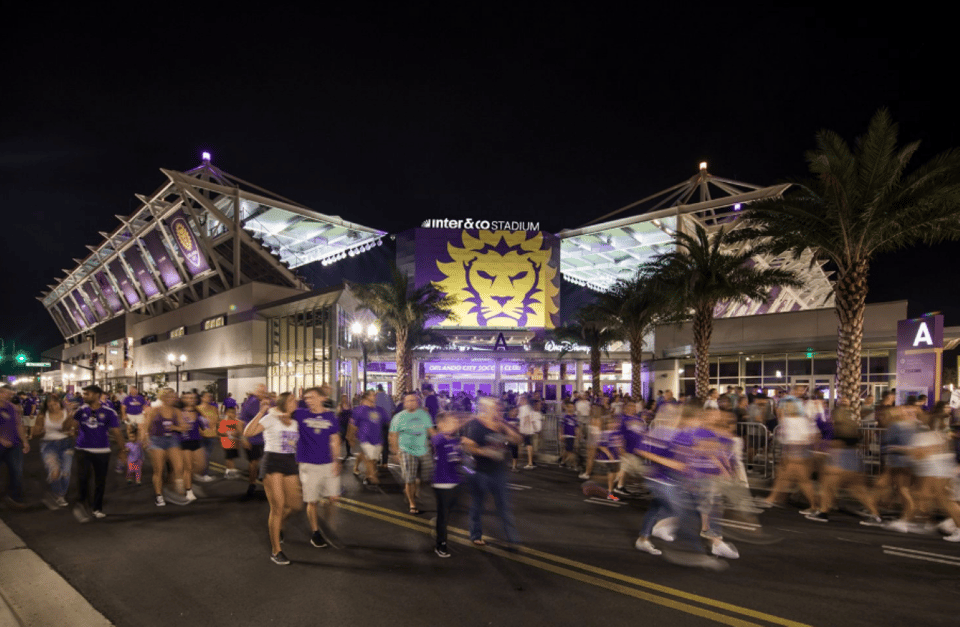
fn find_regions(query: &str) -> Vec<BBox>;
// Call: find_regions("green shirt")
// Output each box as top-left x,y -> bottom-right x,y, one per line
389,409 -> 432,456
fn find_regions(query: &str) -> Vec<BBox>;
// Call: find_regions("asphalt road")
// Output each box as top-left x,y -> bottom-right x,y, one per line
2,445 -> 959,627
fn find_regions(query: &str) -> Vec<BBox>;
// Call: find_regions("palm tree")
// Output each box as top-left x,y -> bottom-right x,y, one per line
733,109 -> 960,408
644,223 -> 802,399
589,276 -> 671,402
350,264 -> 457,401
553,307 -> 621,396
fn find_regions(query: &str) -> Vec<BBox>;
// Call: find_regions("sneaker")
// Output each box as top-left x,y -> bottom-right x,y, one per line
651,520 -> 676,542
634,538 -> 662,555
805,511 -> 829,523
884,519 -> 910,534
72,504 -> 91,523
435,544 -> 451,558
944,529 -> 960,543
613,486 -> 629,496
799,507 -> 817,516
753,499 -> 775,509
155,495 -> 166,507
700,529 -> 722,540
271,551 -> 291,565
185,489 -> 197,502
41,493 -> 59,511
193,474 -> 215,483
523,464 -> 535,470
606,493 -> 620,502
54,496 -> 68,508
92,510 -> 107,519
859,515 -> 884,527
578,473 -> 590,480
711,541 -> 740,559
310,531 -> 328,548
939,518 -> 958,534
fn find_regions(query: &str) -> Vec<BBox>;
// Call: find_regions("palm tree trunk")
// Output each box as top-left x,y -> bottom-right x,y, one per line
693,304 -> 714,400
630,330 -> 644,402
834,260 -> 868,411
394,327 -> 410,402
591,347 -> 601,396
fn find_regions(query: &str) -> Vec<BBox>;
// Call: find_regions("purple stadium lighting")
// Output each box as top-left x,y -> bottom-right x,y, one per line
202,151 -> 211,162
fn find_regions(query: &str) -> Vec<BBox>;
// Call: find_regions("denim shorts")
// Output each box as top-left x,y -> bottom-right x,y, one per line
149,435 -> 181,450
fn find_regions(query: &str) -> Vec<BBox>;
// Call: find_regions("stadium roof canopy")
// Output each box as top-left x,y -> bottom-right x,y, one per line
40,154 -> 385,339
557,164 -> 835,317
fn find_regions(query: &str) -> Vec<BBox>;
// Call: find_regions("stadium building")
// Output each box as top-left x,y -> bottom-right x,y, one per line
37,154 -> 942,405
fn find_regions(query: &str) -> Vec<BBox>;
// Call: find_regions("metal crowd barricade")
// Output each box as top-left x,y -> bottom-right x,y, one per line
536,410 -> 562,463
737,422 -> 773,479
858,426 -> 885,476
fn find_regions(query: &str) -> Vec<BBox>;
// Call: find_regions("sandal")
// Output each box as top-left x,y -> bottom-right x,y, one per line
409,507 -> 422,515
472,539 -> 487,546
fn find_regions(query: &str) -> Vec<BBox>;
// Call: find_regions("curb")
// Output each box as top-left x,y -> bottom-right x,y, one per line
0,521 -> 112,627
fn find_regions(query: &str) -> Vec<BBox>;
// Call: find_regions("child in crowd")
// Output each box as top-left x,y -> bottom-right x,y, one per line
125,424 -> 142,485
431,412 -> 463,558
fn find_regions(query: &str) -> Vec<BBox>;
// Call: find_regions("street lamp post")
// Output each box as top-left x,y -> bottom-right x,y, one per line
167,353 -> 187,394
351,321 -> 378,393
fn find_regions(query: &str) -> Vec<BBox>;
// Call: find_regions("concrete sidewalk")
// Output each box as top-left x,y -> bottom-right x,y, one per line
0,520 -> 112,627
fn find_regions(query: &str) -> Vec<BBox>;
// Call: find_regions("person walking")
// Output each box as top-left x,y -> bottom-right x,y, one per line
389,394 -> 435,514
432,411 -> 463,558
72,385 -> 125,521
462,397 -> 522,548
517,395 -> 543,470
0,385 -> 30,508
32,393 -> 76,508
294,387 -> 343,550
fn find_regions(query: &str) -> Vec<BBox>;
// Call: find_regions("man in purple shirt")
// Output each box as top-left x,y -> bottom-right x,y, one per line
423,385 -> 439,424
73,384 -> 125,521
239,384 -> 269,500
294,387 -> 342,549
348,390 -> 385,486
121,386 -> 147,426
0,385 -> 29,508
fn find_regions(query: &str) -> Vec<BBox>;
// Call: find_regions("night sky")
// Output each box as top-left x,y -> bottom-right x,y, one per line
3,4 -> 958,362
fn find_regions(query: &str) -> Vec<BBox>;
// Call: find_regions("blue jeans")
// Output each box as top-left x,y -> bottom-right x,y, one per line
640,478 -> 679,537
0,445 -> 24,502
41,439 -> 74,497
469,469 -> 520,544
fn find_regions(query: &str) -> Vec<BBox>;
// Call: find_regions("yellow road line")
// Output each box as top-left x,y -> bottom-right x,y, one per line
339,498 -> 811,627
337,503 -> 761,627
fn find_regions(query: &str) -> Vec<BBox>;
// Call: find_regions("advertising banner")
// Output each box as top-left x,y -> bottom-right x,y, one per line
413,228 -> 561,329
167,211 -> 210,276
143,230 -> 183,290
423,361 -> 526,375
81,282 -> 107,320
123,246 -> 160,298
108,259 -> 141,306
896,315 -> 944,407
71,289 -> 96,326
94,270 -> 124,313
55,301 -> 81,334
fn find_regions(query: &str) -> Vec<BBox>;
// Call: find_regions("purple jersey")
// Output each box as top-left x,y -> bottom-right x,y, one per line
595,428 -> 621,461
239,396 -> 264,445
432,433 -> 462,485
351,404 -> 384,445
180,410 -> 207,441
561,414 -> 578,438
222,397 -> 237,410
641,425 -> 678,481
677,427 -> 733,478
619,414 -> 646,454
123,395 -> 146,417
125,441 -> 143,462
74,404 -> 120,451
293,407 -> 339,465
22,398 -> 37,416
0,401 -> 21,447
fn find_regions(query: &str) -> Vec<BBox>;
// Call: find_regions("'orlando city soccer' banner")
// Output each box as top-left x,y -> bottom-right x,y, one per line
413,229 -> 560,329
94,271 -> 124,313
81,282 -> 107,320
123,246 -> 160,298
108,259 -> 141,306
167,211 -> 210,276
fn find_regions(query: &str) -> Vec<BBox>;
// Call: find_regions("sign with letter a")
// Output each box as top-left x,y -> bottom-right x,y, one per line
896,315 -> 944,407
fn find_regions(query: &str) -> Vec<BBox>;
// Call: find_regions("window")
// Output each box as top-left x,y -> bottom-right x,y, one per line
202,315 -> 225,331
169,326 -> 186,339
142,334 -> 157,345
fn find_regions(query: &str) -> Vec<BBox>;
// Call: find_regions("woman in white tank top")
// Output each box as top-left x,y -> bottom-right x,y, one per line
32,394 -> 76,508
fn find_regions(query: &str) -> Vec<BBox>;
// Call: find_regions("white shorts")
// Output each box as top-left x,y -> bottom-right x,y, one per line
360,442 -> 382,461
299,462 -> 341,502
620,452 -> 646,477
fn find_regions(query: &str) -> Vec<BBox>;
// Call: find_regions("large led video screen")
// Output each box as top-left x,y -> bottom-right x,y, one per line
413,228 -> 560,329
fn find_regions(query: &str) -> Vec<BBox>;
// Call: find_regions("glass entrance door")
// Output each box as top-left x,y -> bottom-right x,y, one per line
790,376 -> 834,402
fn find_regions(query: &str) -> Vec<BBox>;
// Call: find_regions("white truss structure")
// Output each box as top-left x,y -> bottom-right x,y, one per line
557,164 -> 835,317
40,154 -> 386,339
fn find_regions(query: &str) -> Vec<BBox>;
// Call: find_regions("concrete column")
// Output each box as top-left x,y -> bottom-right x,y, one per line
576,360 -> 584,394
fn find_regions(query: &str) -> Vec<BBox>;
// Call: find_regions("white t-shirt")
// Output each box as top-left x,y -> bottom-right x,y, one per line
575,399 -> 591,418
518,405 -> 543,435
259,409 -> 300,455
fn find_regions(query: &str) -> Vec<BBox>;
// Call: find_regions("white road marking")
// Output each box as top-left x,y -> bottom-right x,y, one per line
719,518 -> 760,529
506,483 -> 532,490
883,550 -> 960,566
882,545 -> 960,563
585,498 -> 623,507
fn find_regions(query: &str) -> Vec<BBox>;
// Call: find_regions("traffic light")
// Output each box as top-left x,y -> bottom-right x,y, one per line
15,352 -> 27,364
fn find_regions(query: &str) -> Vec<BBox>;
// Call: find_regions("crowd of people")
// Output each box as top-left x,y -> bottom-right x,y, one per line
2,381 -> 960,569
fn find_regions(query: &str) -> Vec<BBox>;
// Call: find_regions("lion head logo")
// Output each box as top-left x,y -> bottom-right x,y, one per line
434,230 -> 559,328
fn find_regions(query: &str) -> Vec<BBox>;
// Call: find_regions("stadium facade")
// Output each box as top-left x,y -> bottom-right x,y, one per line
36,155 -> 940,404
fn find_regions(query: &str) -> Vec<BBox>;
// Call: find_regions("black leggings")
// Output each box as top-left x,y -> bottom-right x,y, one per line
433,485 -> 461,546
77,450 -> 111,511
